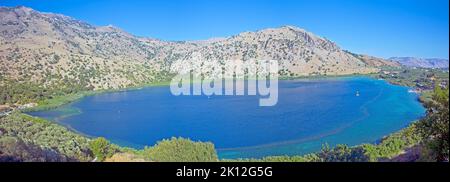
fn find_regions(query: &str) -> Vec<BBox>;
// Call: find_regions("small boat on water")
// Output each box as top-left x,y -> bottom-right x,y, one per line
356,91 -> 360,97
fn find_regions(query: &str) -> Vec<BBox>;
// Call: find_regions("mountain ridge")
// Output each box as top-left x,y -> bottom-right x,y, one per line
389,57 -> 449,68
1,6 -> 394,92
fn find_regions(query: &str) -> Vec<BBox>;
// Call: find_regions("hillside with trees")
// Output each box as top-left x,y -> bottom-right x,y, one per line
0,6 -> 396,106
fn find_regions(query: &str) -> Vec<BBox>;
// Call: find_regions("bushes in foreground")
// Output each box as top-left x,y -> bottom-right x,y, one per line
1,113 -> 219,162
361,123 -> 422,161
141,137 -> 218,162
0,136 -> 69,162
89,137 -> 119,161
94,137 -> 219,162
417,86 -> 449,161
0,113 -> 93,161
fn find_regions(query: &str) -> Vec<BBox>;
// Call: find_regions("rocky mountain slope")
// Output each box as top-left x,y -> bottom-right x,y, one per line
345,51 -> 400,67
0,6 -> 393,92
389,57 -> 449,68
0,6 -> 168,90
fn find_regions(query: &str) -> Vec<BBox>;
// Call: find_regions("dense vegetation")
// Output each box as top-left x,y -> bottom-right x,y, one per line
89,137 -> 119,161
0,79 -> 88,105
140,137 -> 218,162
0,113 -> 92,161
0,136 -> 68,162
417,86 -> 449,161
361,123 -> 422,161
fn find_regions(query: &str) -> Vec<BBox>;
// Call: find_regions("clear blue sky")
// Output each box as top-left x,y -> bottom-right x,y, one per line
1,0 -> 448,59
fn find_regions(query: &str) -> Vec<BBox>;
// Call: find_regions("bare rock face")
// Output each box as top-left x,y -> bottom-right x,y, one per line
185,26 -> 378,77
0,6 -> 391,90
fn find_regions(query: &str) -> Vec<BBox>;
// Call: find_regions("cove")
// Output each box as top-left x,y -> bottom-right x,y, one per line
28,77 -> 426,159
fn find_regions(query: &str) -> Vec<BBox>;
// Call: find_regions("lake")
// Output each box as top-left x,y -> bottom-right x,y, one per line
28,77 -> 425,159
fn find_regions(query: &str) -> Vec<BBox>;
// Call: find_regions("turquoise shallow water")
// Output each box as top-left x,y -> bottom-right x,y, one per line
29,77 -> 425,159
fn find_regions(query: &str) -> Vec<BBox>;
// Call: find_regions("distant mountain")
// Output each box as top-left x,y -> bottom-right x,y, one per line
0,6 -> 395,91
389,57 -> 449,69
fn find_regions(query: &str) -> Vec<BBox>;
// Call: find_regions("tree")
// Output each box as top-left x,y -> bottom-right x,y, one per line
1,113 -> 92,161
318,144 -> 369,162
142,137 -> 218,162
418,86 -> 449,161
89,137 -> 115,161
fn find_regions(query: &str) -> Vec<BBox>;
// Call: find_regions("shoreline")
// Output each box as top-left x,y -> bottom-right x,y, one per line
22,73 -> 429,160
23,81 -> 172,112
26,73 -> 377,112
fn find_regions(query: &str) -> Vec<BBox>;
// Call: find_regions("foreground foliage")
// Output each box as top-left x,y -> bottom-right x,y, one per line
141,137 -> 218,162
0,136 -> 68,162
89,137 -> 120,162
0,113 -> 93,161
0,113 -> 218,162
361,123 -> 422,161
418,86 -> 449,161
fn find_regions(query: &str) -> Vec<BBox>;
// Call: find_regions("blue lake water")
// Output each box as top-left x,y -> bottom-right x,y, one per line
28,77 -> 425,159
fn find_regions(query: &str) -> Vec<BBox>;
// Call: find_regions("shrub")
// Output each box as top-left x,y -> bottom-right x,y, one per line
89,137 -> 117,162
418,86 -> 449,161
0,136 -> 69,162
142,137 -> 218,162
0,113 -> 92,161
